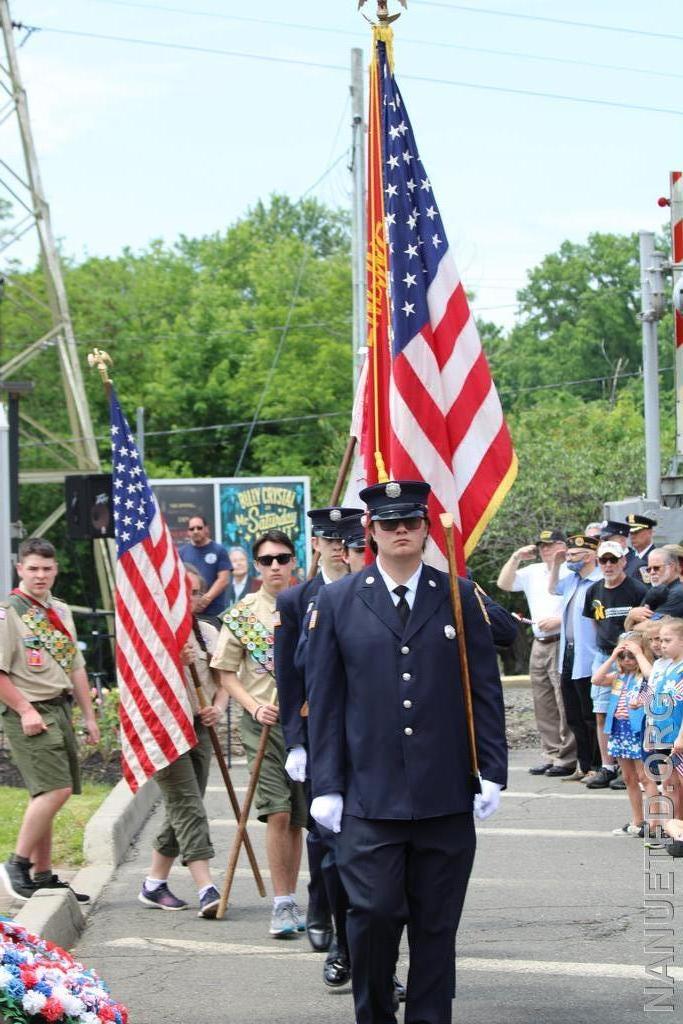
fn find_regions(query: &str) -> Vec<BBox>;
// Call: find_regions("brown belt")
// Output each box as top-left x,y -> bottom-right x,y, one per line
534,635 -> 560,645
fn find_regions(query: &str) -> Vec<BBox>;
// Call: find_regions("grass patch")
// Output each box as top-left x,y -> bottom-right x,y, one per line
0,783 -> 113,867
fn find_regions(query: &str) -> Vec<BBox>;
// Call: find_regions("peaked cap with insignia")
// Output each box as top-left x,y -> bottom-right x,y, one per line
626,513 -> 657,532
566,533 -> 599,551
307,506 -> 364,540
359,480 -> 431,521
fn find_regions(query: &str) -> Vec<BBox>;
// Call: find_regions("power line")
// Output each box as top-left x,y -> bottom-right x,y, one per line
87,0 -> 683,85
415,1 -> 683,45
17,23 -> 683,118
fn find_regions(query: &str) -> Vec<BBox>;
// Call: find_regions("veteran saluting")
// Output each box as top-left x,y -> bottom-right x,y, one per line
306,480 -> 507,1024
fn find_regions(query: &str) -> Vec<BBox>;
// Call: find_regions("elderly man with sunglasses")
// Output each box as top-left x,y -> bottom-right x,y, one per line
211,528 -> 308,938
581,541 -> 647,789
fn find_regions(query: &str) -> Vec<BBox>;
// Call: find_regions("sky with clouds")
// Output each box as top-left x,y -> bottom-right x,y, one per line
3,0 -> 682,331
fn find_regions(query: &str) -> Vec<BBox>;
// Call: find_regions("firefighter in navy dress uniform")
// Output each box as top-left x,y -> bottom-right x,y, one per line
306,480 -> 508,1024
274,506 -> 361,974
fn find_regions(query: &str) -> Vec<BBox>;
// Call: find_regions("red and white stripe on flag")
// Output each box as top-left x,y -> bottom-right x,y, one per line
116,502 -> 196,791
346,32 -> 516,574
671,171 -> 683,348
109,385 -> 196,790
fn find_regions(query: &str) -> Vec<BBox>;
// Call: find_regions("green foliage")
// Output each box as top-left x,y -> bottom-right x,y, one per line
72,687 -> 121,766
0,783 -> 111,866
3,193 -> 675,608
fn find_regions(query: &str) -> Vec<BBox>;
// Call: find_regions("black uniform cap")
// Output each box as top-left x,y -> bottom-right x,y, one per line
338,513 -> 366,550
307,506 -> 364,540
600,520 -> 630,539
566,533 -> 599,551
359,480 -> 431,521
626,513 -> 657,532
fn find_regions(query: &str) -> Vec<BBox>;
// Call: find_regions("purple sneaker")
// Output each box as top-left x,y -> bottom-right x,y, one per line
138,882 -> 188,911
198,885 -> 221,919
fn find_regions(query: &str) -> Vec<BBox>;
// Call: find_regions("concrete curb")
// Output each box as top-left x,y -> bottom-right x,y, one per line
14,777 -> 160,949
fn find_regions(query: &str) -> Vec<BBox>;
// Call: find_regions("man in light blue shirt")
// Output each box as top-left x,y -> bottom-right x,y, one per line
548,533 -> 601,781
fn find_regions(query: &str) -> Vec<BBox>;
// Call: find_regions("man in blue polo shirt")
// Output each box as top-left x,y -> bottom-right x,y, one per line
178,515 -> 231,626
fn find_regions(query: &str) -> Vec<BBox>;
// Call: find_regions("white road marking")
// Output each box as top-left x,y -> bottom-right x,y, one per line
106,938 -> 683,980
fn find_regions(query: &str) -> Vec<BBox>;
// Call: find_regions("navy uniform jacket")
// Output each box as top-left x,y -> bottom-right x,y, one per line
306,561 -> 507,821
274,575 -> 324,750
625,548 -> 644,579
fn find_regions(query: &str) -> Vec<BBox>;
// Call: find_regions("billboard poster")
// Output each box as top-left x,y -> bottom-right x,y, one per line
148,476 -> 310,572
151,483 -> 216,546
220,480 -> 308,573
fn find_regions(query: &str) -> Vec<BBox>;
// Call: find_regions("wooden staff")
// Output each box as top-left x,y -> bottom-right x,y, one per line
187,659 -> 266,898
216,720 -> 271,919
439,512 -> 481,793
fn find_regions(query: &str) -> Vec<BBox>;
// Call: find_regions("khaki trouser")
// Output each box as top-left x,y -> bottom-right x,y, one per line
529,639 -> 576,766
153,721 -> 214,864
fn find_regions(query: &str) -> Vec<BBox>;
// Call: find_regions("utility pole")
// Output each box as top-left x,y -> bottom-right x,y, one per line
0,3 -> 114,601
350,47 -> 366,392
638,232 -> 663,503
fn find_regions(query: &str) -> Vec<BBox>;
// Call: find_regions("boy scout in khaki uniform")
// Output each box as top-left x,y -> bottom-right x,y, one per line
211,529 -> 307,939
0,538 -> 99,903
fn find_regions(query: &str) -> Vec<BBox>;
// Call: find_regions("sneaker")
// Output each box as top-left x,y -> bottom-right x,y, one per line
545,764 -> 577,777
586,767 -> 618,789
0,859 -> 37,902
609,776 -> 627,790
198,885 -> 220,919
580,771 -> 599,784
269,899 -> 298,938
35,874 -> 90,904
612,823 -> 644,837
291,899 -> 306,932
138,882 -> 188,911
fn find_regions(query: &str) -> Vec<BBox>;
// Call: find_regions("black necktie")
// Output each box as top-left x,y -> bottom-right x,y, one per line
393,585 -> 410,627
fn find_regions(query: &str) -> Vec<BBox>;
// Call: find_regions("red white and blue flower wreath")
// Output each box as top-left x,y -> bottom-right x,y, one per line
0,919 -> 128,1024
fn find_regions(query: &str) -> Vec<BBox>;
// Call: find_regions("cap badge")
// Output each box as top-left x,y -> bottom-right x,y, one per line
575,536 -> 584,546
539,531 -> 551,541
329,509 -> 342,522
385,482 -> 401,499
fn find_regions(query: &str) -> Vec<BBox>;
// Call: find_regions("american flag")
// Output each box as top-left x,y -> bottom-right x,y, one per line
109,387 -> 196,791
348,37 -> 517,572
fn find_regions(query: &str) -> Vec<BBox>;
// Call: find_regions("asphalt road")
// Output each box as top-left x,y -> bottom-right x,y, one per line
74,749 -> 682,1024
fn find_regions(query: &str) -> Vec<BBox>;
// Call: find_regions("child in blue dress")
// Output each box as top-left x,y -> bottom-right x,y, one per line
655,617 -> 683,821
592,633 -> 658,836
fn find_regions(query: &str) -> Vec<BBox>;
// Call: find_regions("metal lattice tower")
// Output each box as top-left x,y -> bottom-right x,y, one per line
0,1 -> 113,596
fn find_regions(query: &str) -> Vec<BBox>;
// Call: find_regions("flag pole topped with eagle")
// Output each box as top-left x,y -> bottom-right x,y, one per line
88,349 -> 197,792
348,0 -> 517,574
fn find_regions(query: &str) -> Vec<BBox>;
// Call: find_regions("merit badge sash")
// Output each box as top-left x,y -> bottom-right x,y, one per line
223,602 -> 275,675
7,593 -> 77,675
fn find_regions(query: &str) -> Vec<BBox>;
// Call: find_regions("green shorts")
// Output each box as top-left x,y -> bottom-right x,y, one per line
239,714 -> 307,827
2,699 -> 81,797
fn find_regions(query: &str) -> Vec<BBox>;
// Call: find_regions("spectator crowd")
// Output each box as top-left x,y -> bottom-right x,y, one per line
497,513 -> 683,853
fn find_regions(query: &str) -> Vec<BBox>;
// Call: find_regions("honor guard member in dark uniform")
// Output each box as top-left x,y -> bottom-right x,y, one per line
600,520 -> 641,579
274,506 -> 361,965
626,513 -> 657,581
306,480 -> 507,1024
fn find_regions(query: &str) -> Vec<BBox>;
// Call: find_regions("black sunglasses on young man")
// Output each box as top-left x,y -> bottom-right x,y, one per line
598,556 -> 620,565
255,553 -> 294,567
376,517 -> 424,532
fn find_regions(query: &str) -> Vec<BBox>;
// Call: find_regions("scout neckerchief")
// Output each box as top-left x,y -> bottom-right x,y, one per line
8,589 -> 77,674
222,599 -> 274,676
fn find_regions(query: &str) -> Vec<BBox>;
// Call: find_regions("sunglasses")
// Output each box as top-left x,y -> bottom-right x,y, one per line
255,553 -> 294,567
188,526 -> 204,531
376,517 -> 423,532
598,556 -> 619,564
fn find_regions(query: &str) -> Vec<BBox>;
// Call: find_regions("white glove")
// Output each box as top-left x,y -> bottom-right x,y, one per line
310,793 -> 344,833
285,745 -> 307,782
473,779 -> 502,821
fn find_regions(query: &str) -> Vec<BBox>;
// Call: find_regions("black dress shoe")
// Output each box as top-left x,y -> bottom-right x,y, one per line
393,975 -> 406,1002
545,764 -> 577,777
323,955 -> 351,988
528,762 -> 553,775
307,923 -> 333,952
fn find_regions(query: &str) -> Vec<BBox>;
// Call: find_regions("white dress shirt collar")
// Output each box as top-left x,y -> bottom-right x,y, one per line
376,559 -> 423,610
